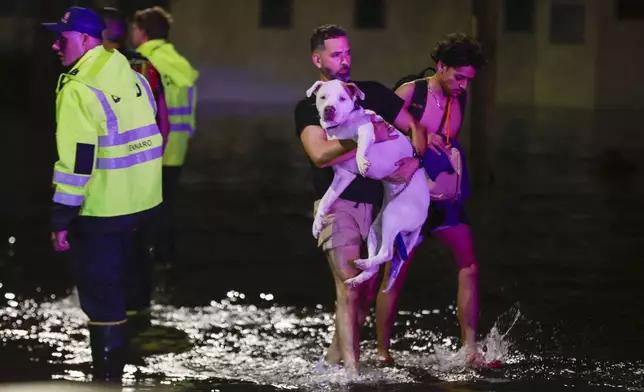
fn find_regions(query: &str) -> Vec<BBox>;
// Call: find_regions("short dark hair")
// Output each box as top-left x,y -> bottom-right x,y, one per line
101,7 -> 127,46
133,6 -> 173,40
310,24 -> 347,53
430,33 -> 486,69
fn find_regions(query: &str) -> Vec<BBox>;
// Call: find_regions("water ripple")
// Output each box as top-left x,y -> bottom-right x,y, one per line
1,291 -> 642,391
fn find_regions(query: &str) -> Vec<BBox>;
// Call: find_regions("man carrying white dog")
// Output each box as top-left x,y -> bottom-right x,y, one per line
294,24 -> 426,375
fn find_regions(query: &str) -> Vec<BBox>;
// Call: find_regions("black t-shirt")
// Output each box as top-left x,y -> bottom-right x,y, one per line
294,80 -> 405,205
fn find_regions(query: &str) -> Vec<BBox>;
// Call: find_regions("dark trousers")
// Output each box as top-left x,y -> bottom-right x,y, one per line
154,165 -> 183,265
71,228 -> 152,322
127,227 -> 153,313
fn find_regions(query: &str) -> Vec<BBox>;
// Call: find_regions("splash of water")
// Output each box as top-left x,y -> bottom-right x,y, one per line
1,293 -> 643,391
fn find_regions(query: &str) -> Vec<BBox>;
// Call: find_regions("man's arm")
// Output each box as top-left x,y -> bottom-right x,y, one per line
395,81 -> 415,109
51,86 -> 98,232
300,119 -> 400,168
393,108 -> 426,156
320,148 -> 357,168
295,97 -> 400,168
300,124 -> 357,168
392,82 -> 426,156
295,99 -> 357,168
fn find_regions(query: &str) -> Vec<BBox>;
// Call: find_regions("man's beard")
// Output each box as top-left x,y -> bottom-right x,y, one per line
322,66 -> 350,82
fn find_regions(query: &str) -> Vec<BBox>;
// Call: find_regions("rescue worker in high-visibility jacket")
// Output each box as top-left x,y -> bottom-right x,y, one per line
99,6 -> 167,337
131,6 -> 199,268
101,7 -> 170,152
44,6 -> 162,382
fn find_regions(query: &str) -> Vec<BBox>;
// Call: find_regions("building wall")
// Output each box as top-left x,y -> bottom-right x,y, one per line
169,0 -> 472,105
170,0 -> 644,109
495,7 -> 538,107
496,0 -> 599,109
533,0 -> 598,109
496,0 -> 644,109
0,0 -> 641,109
594,0 -> 644,109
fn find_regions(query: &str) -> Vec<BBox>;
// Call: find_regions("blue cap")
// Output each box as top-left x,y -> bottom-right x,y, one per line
43,7 -> 106,39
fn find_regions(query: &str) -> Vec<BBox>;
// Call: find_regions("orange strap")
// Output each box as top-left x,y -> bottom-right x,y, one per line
444,98 -> 453,148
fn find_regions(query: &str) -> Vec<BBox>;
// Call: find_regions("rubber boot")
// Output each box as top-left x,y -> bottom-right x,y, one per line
126,309 -> 152,338
89,323 -> 127,383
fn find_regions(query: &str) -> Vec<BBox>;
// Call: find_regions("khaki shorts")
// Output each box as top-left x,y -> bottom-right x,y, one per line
313,198 -> 374,251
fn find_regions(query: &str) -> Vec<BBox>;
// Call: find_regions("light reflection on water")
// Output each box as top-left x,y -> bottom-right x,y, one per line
1,290 -> 643,391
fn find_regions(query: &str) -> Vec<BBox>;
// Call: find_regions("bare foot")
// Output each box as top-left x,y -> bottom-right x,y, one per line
467,350 -> 485,369
375,352 -> 395,367
316,357 -> 342,374
344,365 -> 360,378
462,343 -> 486,369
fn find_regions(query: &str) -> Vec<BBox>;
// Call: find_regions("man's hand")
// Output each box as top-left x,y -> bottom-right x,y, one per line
51,230 -> 70,252
371,113 -> 399,144
427,133 -> 447,154
385,157 -> 420,184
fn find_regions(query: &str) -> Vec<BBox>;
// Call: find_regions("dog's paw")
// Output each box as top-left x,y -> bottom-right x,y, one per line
343,275 -> 363,288
353,258 -> 371,270
344,267 -> 377,287
356,156 -> 371,176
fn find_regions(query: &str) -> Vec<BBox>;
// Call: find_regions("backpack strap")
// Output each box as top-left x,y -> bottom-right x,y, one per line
408,78 -> 428,122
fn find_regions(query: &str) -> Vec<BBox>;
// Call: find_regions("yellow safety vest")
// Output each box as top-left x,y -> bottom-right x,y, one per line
52,45 -> 162,217
137,39 -> 199,167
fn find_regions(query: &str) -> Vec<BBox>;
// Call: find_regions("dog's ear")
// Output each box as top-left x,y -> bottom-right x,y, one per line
306,81 -> 325,98
344,82 -> 365,101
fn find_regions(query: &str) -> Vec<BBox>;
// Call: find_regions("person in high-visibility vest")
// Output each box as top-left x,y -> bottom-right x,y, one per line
100,5 -> 169,337
130,6 -> 199,269
101,7 -> 170,152
44,6 -> 162,382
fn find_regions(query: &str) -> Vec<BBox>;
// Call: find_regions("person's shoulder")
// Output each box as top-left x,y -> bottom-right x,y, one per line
296,94 -> 315,106
294,95 -> 316,113
353,80 -> 398,99
353,80 -> 401,107
122,48 -> 146,61
57,81 -> 97,114
352,80 -> 388,92
395,80 -> 417,97
294,94 -> 321,137
59,77 -> 86,98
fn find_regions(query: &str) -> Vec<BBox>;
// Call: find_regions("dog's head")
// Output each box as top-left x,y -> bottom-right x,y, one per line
306,80 -> 365,128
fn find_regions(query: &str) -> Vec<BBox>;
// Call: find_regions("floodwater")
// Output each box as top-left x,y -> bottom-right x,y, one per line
1,105 -> 643,391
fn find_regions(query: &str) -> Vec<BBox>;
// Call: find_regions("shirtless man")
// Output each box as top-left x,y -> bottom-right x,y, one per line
294,24 -> 426,375
388,33 -> 487,362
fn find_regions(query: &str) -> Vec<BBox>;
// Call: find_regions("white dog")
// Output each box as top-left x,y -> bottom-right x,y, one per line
307,80 -> 430,291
